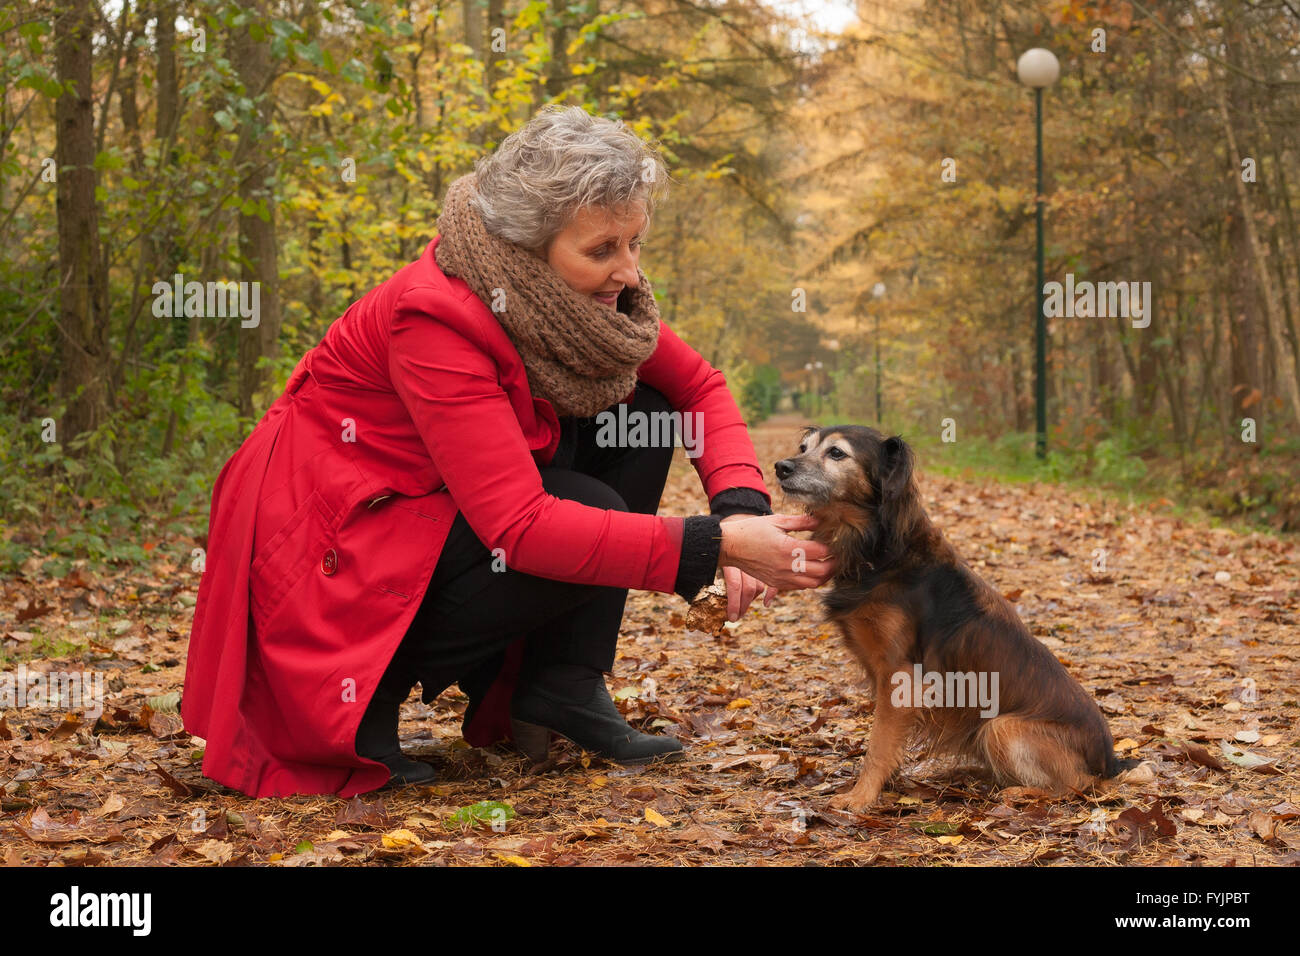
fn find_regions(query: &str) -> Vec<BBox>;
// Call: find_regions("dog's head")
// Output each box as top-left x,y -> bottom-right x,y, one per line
774,425 -> 923,571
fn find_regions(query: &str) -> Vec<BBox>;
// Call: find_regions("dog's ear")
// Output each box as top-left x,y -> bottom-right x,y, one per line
873,435 -> 920,561
879,436 -> 914,502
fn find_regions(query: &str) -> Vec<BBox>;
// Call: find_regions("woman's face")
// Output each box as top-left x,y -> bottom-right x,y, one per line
543,203 -> 647,307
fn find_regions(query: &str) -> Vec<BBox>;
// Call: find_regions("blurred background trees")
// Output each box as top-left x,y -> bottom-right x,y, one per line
2,0 -> 1298,575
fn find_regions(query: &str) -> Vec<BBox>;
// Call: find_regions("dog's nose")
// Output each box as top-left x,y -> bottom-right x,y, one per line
774,459 -> 794,480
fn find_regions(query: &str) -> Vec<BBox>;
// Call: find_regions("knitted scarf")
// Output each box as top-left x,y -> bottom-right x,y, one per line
433,172 -> 661,418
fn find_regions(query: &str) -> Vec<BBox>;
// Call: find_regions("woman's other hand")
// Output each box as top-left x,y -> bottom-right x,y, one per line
718,565 -> 778,623
716,513 -> 836,621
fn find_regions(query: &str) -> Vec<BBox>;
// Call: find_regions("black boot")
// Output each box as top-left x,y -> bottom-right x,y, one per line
509,664 -> 684,765
356,683 -> 436,787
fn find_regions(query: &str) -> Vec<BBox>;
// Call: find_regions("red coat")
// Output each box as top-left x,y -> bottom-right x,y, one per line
181,234 -> 771,798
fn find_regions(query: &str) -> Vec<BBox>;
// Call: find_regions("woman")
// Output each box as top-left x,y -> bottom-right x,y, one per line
182,105 -> 836,798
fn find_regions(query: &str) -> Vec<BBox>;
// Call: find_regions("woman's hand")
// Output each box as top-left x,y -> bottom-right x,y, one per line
716,513 -> 836,622
719,564 -> 779,623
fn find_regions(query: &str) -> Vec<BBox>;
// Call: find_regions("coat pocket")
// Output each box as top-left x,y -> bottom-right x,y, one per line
250,489 -> 337,634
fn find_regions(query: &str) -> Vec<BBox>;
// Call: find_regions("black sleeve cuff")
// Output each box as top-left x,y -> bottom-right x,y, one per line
674,514 -> 723,603
709,486 -> 773,518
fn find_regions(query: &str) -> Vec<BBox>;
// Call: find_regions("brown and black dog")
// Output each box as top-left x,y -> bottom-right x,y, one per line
775,425 -> 1135,811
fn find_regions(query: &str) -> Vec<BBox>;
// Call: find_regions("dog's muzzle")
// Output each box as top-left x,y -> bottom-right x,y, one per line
774,458 -> 826,500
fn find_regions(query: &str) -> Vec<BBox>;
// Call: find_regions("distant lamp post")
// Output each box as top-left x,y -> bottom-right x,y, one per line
1017,47 -> 1059,460
872,281 -> 886,424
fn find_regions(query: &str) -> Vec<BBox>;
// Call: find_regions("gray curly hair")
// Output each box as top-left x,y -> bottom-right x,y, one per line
470,105 -> 672,256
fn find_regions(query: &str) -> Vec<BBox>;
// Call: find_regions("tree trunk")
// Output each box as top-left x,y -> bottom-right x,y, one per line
231,0 -> 282,419
1216,26 -> 1300,424
54,0 -> 111,447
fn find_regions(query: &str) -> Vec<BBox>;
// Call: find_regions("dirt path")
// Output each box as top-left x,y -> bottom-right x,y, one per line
1,415 -> 1296,865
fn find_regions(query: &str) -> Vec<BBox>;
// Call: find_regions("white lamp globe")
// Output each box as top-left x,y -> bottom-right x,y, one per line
1017,48 -> 1060,88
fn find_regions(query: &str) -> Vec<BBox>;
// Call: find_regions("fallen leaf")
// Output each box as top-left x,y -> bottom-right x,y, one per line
91,795 -> 126,818
16,599 -> 53,622
14,808 -> 123,844
48,713 -> 82,740
684,590 -> 728,635
664,818 -> 743,851
706,752 -> 781,772
381,828 -> 423,849
335,796 -> 392,830
194,840 -> 235,864
1219,740 -> 1282,774
148,762 -> 193,798
147,691 -> 181,714
1248,812 -> 1277,842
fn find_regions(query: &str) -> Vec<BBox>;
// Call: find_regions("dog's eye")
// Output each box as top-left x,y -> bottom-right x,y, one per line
827,447 -> 847,460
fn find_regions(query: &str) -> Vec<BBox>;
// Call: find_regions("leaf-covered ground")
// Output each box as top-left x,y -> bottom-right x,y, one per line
2,415 -> 1297,866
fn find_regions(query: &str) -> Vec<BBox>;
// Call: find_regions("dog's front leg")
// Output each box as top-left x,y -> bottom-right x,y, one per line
829,692 -> 916,812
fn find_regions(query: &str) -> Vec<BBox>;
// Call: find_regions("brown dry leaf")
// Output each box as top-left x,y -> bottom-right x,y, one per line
193,839 -> 235,864
1248,812 -> 1278,842
1114,805 -> 1177,847
48,713 -> 82,740
14,808 -> 123,844
1181,808 -> 1232,827
685,590 -> 729,636
282,845 -> 346,866
706,752 -> 781,772
91,794 -> 126,818
1179,742 -> 1227,772
135,703 -> 156,730
16,599 -> 53,622
1118,762 -> 1157,785
335,796 -> 393,830
60,849 -> 107,866
62,567 -> 95,589
147,712 -> 186,739
148,762 -> 193,798
665,819 -> 742,852
316,831 -> 381,855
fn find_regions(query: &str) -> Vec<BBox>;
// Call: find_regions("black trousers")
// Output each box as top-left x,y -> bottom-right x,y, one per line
373,383 -> 677,707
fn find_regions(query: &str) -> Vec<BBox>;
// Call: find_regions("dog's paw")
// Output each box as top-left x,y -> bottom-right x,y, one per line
828,791 -> 876,814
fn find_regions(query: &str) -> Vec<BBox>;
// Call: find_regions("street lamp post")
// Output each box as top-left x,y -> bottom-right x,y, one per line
1017,48 -> 1060,460
872,282 -> 885,424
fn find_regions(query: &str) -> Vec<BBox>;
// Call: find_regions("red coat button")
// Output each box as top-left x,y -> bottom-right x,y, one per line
321,549 -> 338,575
